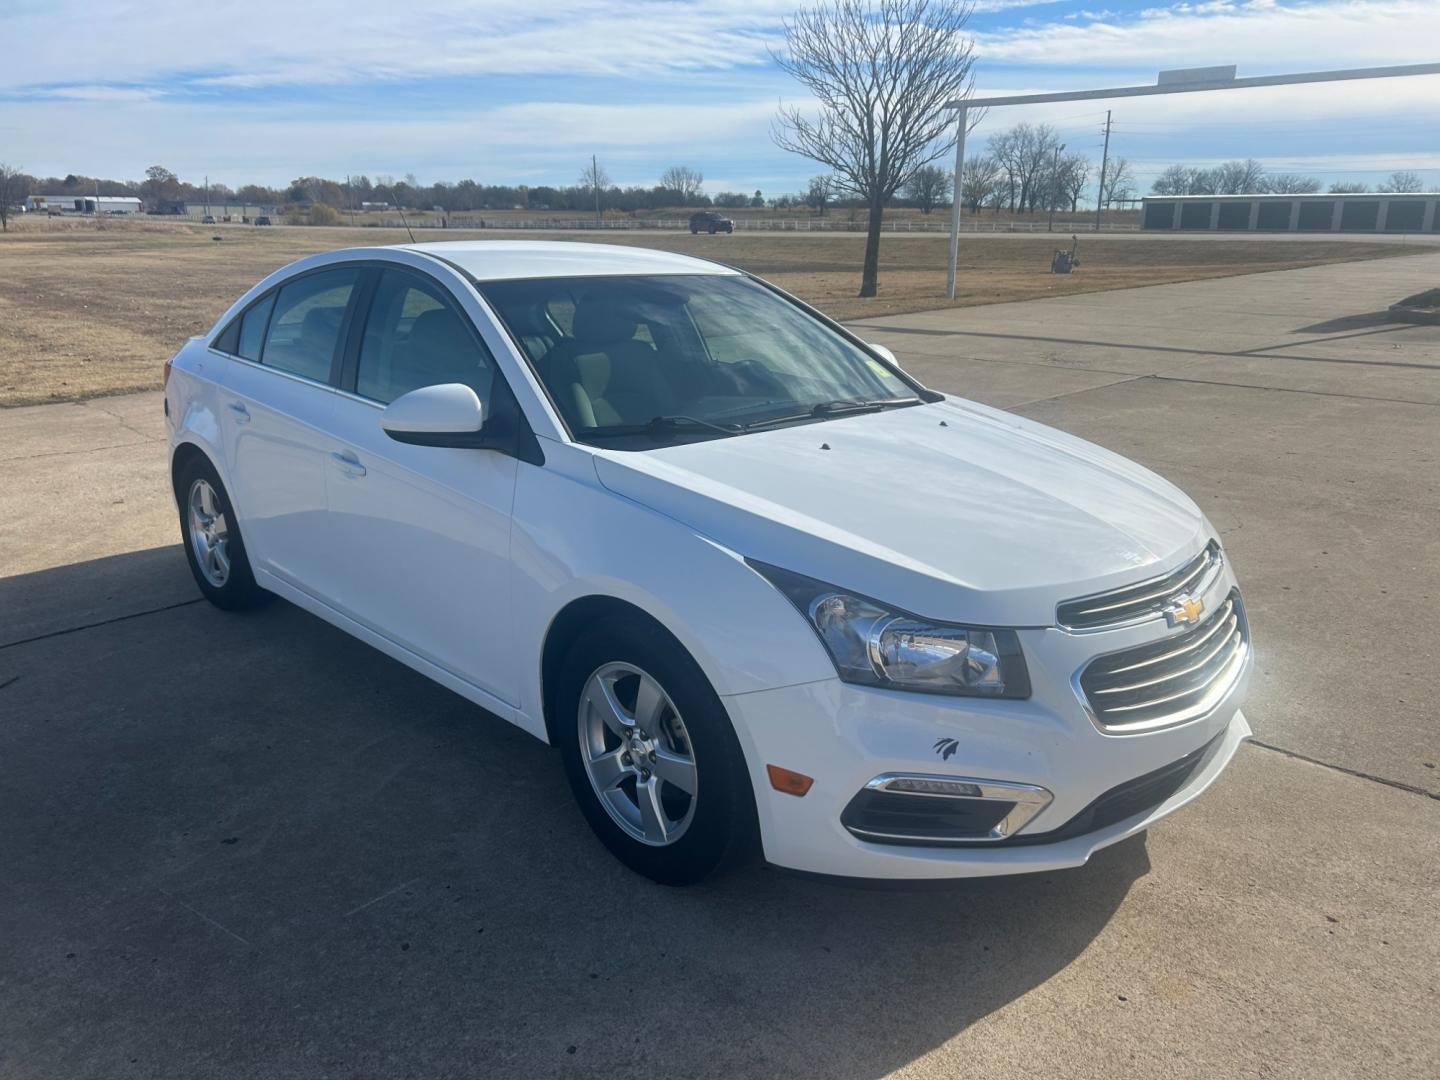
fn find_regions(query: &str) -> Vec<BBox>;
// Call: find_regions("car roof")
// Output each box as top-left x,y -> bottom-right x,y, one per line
400,240 -> 737,282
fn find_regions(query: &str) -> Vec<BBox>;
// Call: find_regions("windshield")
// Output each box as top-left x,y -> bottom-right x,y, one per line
479,274 -> 919,447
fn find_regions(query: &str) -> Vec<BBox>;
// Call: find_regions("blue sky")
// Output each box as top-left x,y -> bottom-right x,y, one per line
3,0 -> 1437,196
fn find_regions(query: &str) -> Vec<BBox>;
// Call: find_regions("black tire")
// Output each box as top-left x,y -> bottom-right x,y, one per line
556,617 -> 758,886
174,454 -> 268,610
708,226 -> 717,235
690,228 -> 699,235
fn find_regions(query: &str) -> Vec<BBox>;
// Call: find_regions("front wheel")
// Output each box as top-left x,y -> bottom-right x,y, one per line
556,618 -> 757,885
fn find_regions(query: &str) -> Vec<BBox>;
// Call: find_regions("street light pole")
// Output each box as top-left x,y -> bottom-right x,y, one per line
945,106 -> 968,300
1047,143 -> 1065,232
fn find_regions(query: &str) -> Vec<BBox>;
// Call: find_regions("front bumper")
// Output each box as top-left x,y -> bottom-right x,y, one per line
721,563 -> 1251,880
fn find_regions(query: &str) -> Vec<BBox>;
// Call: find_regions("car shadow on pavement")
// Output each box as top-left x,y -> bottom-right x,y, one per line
0,547 -> 1148,1080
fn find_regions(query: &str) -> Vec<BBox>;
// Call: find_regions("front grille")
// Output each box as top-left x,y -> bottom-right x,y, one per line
1058,541 -> 1221,630
1079,590 -> 1248,732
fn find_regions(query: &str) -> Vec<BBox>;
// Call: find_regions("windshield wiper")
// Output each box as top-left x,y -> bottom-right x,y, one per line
742,396 -> 922,431
811,396 -> 920,416
576,415 -> 742,442
646,414 -> 743,436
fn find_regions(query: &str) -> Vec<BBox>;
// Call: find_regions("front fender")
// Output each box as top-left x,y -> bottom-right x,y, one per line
510,443 -> 835,731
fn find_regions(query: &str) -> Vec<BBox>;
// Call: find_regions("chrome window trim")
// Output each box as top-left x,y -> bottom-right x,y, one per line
219,351 -> 340,395
847,772 -> 1054,843
1057,542 -> 1224,633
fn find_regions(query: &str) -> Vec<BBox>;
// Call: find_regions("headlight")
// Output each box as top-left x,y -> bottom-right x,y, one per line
749,561 -> 1030,698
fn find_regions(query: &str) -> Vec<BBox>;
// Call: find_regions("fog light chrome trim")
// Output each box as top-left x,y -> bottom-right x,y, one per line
845,773 -> 1054,845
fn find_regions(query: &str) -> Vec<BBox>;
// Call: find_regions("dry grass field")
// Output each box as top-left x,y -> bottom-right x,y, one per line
0,217 -> 1414,406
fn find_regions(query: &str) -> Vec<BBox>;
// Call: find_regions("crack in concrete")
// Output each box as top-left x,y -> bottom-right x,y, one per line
1248,738 -> 1438,801
0,597 -> 203,651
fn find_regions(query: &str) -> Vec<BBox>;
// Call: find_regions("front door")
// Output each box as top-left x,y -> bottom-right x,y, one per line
319,267 -> 520,708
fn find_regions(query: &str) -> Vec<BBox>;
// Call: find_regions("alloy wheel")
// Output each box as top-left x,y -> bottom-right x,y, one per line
578,662 -> 698,846
187,477 -> 231,587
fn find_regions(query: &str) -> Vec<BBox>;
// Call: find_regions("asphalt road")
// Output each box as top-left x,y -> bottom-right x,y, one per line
1,254 -> 1437,1078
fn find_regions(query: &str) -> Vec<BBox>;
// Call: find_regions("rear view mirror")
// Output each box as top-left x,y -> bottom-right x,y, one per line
380,383 -> 487,448
866,343 -> 899,366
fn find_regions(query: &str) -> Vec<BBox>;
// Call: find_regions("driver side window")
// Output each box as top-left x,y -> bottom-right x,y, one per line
356,271 -> 496,406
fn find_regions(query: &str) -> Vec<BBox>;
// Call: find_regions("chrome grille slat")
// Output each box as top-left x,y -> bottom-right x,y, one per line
1079,590 -> 1248,731
1092,623 -> 1240,695
1058,541 -> 1221,630
1098,608 -> 1238,677
1099,644 -> 1245,714
1068,557 -> 1211,618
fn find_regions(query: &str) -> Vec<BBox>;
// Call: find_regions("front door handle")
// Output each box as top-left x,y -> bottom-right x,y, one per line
228,401 -> 251,423
330,450 -> 367,478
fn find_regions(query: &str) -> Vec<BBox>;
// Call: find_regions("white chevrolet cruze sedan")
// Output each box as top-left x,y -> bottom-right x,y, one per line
164,241 -> 1251,885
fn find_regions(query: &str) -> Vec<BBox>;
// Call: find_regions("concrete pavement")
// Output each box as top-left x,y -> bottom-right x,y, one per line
2,253 -> 1438,1078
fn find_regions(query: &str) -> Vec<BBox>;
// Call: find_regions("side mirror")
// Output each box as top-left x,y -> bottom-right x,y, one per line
380,383 -> 487,448
866,343 -> 899,366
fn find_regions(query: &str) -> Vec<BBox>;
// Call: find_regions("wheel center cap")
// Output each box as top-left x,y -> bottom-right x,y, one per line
628,734 -> 650,761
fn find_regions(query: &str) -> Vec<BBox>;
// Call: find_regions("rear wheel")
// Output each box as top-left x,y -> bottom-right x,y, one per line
556,617 -> 757,885
175,456 -> 267,610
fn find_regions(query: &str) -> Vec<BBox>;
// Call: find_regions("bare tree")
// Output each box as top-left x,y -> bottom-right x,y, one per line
1098,156 -> 1134,206
1058,152 -> 1090,212
0,163 -> 28,231
1378,170 -> 1424,193
959,155 -> 999,213
1151,164 -> 1219,196
578,157 -> 610,219
773,0 -> 978,297
1267,173 -> 1321,194
1213,158 -> 1267,195
902,164 -> 951,213
1328,181 -> 1370,193
987,123 -> 1061,212
660,165 -> 705,205
805,175 -> 835,216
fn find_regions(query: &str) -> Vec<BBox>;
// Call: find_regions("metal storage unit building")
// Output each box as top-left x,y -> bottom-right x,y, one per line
1142,193 -> 1439,233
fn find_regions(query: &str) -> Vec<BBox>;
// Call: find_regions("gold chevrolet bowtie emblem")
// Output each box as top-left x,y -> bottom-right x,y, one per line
1164,594 -> 1205,627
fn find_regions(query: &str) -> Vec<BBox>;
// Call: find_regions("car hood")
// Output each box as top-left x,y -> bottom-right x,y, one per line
592,398 -> 1211,627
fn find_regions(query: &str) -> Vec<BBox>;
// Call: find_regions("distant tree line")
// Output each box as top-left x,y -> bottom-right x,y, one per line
1149,162 -> 1427,197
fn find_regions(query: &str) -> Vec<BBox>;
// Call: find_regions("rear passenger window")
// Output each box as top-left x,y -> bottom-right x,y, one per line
355,271 -> 495,405
237,292 -> 275,362
261,269 -> 358,383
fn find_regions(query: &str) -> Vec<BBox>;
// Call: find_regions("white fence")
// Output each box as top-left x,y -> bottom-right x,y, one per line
368,216 -> 1141,234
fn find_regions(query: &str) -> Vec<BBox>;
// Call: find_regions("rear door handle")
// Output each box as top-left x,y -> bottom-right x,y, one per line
227,401 -> 251,423
330,450 -> 366,478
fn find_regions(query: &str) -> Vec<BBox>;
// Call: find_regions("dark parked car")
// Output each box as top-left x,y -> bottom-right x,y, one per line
689,211 -> 734,235
254,216 -> 272,226
202,215 -> 216,224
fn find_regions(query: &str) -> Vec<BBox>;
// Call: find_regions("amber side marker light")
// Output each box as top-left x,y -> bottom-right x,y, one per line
767,764 -> 814,797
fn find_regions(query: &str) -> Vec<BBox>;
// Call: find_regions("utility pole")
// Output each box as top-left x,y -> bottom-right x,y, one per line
204,174 -> 210,218
1047,143 -> 1065,232
593,154 -> 601,224
1094,110 -> 1112,232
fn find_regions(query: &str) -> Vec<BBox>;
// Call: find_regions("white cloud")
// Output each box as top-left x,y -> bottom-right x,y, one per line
3,0 -> 1072,92
974,0 -> 1440,69
1,94 -> 790,187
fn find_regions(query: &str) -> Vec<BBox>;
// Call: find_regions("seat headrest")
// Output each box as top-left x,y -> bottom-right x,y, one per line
571,294 -> 640,346
300,306 -> 342,344
409,307 -> 472,359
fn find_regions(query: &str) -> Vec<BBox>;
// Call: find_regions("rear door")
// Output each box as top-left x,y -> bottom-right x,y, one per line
218,265 -> 360,592
318,266 -> 521,707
